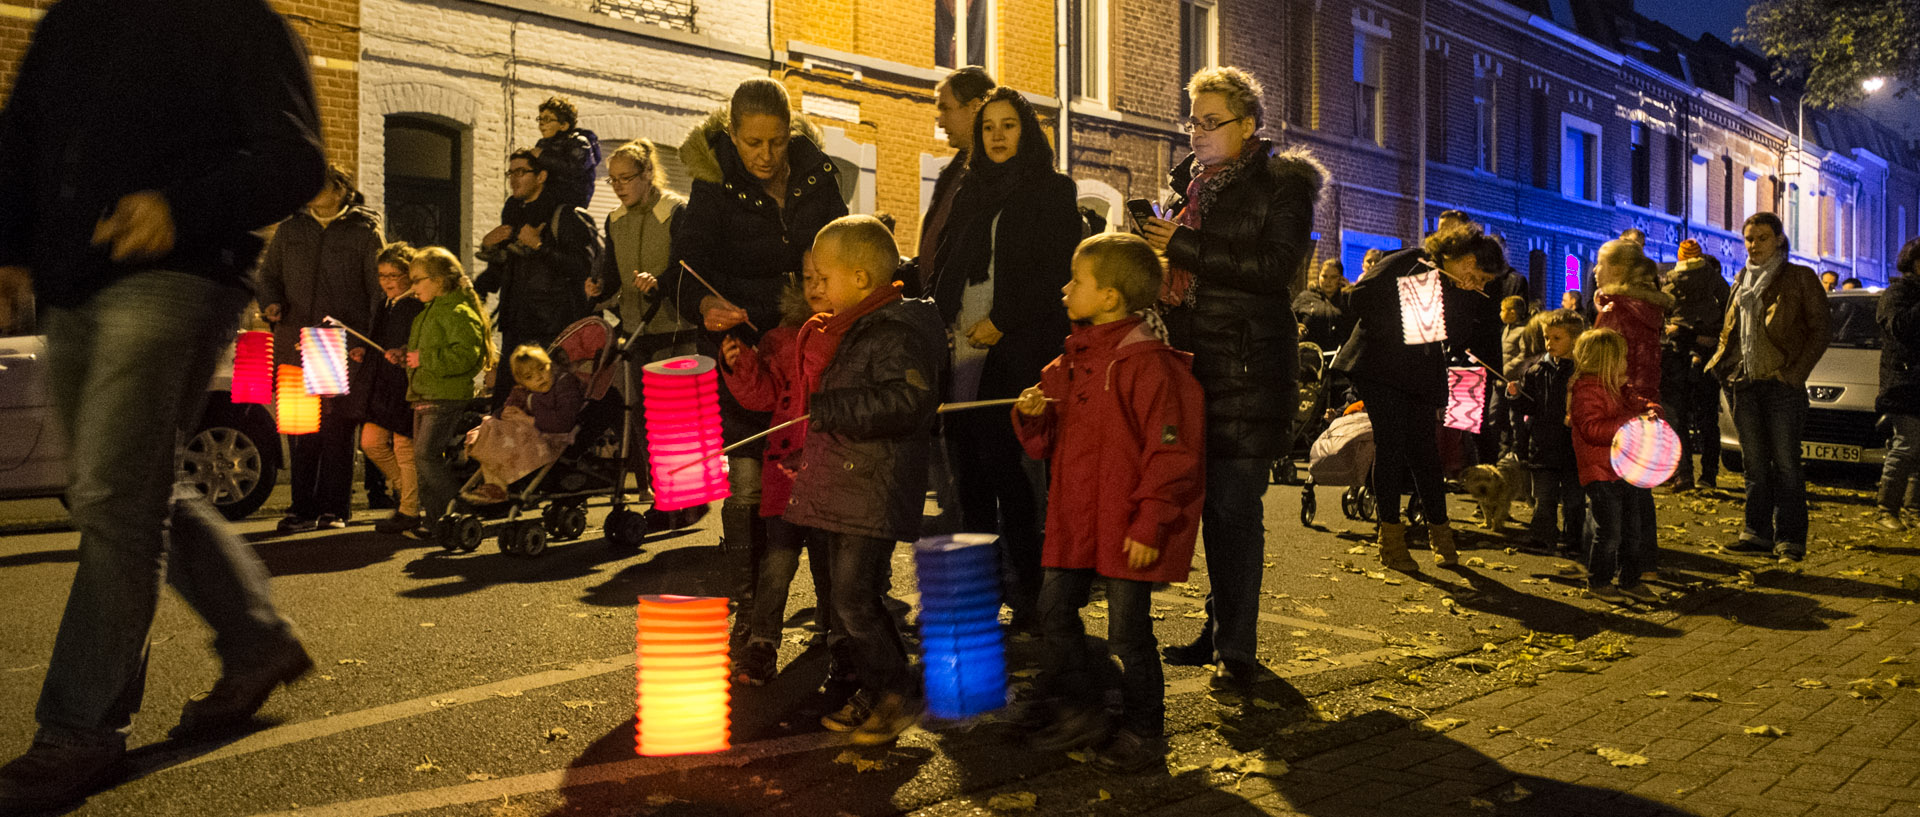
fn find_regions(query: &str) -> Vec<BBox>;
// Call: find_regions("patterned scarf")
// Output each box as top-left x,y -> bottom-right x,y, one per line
1159,139 -> 1269,307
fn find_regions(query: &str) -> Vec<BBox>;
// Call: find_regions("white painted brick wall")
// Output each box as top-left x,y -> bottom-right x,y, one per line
359,0 -> 770,268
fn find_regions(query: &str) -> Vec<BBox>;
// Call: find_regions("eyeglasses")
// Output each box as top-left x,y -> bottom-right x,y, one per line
378,272 -> 407,279
409,275 -> 431,284
505,168 -> 535,179
536,115 -> 560,125
606,171 -> 645,187
1180,115 -> 1247,134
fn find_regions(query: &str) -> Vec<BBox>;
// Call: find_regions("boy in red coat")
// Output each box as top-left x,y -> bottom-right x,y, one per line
1011,233 -> 1205,773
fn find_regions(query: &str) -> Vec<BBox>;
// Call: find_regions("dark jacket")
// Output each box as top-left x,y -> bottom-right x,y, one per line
1707,259 -> 1830,387
1662,255 -> 1729,356
1879,275 -> 1920,416
475,193 -> 601,344
1292,287 -> 1352,350
785,295 -> 946,542
1510,354 -> 1577,471
256,204 -> 385,368
350,294 -> 424,434
666,111 -> 848,453
930,168 -> 1080,401
1161,142 -> 1327,459
1332,247 -> 1486,406
0,0 -> 326,308
535,127 -> 601,211
903,153 -> 970,298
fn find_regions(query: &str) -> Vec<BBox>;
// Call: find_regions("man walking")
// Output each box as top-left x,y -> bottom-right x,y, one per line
0,0 -> 326,810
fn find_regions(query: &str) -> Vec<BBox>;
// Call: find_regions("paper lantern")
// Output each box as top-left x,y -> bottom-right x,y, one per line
299,326 -> 350,396
275,365 -> 321,435
635,594 -> 730,756
232,331 -> 274,404
643,355 -> 729,511
1443,367 -> 1488,433
1611,416 -> 1681,489
914,533 -> 1006,720
1397,269 -> 1447,345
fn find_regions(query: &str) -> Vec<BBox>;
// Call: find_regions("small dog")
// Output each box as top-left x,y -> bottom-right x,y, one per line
1462,462 -> 1521,531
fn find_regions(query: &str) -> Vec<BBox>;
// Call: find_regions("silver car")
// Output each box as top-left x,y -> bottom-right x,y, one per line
1718,288 -> 1887,471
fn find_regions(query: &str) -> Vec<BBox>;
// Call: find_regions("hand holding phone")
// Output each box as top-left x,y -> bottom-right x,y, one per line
1126,199 -> 1159,233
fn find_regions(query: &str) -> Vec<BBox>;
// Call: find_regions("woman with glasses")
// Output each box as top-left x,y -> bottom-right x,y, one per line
533,96 -> 601,211
1139,67 -> 1327,693
926,86 -> 1082,630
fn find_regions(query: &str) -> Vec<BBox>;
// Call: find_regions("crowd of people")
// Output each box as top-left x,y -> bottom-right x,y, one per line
2,1 -> 1918,806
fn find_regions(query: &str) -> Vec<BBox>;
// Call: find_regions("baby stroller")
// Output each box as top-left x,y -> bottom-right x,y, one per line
1301,406 -> 1375,527
1272,342 -> 1336,484
437,317 -> 634,556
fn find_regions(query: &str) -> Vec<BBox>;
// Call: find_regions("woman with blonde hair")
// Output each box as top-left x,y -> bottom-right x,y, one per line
398,246 -> 496,539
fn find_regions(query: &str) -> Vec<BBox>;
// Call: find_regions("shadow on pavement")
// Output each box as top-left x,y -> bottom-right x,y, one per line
0,546 -> 78,568
394,528 -> 701,600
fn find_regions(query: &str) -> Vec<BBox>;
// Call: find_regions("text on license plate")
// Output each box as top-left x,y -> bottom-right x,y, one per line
1801,442 -> 1862,462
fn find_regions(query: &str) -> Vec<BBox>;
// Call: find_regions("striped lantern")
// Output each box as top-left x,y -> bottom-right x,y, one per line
914,533 -> 1006,720
231,331 -> 274,405
299,326 -> 350,396
642,355 -> 729,511
634,594 -> 730,756
1396,269 -> 1447,345
1442,367 -> 1488,434
1611,416 -> 1681,489
275,365 -> 321,435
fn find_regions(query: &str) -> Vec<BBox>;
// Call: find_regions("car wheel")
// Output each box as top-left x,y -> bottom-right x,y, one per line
180,405 -> 277,521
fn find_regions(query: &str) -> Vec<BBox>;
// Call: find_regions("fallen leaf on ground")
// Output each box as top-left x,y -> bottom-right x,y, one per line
494,690 -> 524,698
1792,678 -> 1828,689
1644,690 -> 1669,698
1095,789 -> 1112,802
1552,663 -> 1598,674
1880,656 -> 1906,665
1210,754 -> 1289,776
1743,725 -> 1787,737
1452,658 -> 1497,673
1494,781 -> 1532,803
1065,749 -> 1094,763
1592,747 -> 1649,767
1524,737 -> 1557,749
985,791 -> 1037,810
833,750 -> 888,773
1846,622 -> 1872,631
413,756 -> 441,773
1683,691 -> 1722,702
560,700 -> 607,710
430,698 -> 458,707
1486,725 -> 1515,736
466,772 -> 496,781
1415,717 -> 1467,733
1181,610 -> 1209,620
1010,669 -> 1041,678
544,727 -> 570,741
337,658 -> 367,665
420,622 -> 437,628
1295,605 -> 1329,617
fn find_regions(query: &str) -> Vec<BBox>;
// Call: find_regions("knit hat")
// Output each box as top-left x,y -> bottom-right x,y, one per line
1677,239 -> 1702,261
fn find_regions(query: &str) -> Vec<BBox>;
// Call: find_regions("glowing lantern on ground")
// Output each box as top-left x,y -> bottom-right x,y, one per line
300,326 -> 350,396
914,533 -> 1006,720
634,594 -> 730,756
1397,269 -> 1447,345
276,365 -> 320,435
1443,367 -> 1488,433
232,331 -> 273,404
643,355 -> 729,510
1612,416 -> 1681,489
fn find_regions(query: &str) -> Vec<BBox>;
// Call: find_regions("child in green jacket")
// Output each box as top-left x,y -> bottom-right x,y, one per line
399,246 -> 496,538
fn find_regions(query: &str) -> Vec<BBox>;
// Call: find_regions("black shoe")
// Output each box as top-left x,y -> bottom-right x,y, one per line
1726,538 -> 1772,553
315,513 -> 348,530
367,491 -> 398,511
1161,634 -> 1213,667
1696,475 -> 1718,492
1209,659 -> 1270,692
821,690 -> 876,733
171,640 -> 314,739
0,741 -> 125,814
1587,584 -> 1630,604
1027,705 -> 1111,753
1774,546 -> 1805,563
375,513 -> 419,535
731,640 -> 778,687
1092,730 -> 1166,774
275,515 -> 317,535
401,524 -> 433,541
1619,583 -> 1661,604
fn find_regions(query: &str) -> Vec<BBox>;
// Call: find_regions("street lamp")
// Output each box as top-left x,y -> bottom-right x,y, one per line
1863,76 -> 1887,94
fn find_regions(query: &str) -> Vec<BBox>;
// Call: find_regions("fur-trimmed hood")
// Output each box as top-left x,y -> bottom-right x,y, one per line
1170,140 -> 1330,210
680,108 -> 829,186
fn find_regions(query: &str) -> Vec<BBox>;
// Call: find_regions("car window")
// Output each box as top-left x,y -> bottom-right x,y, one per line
1828,295 -> 1880,350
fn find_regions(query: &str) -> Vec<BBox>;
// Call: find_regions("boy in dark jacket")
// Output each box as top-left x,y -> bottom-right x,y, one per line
785,216 -> 945,746
1012,234 -> 1205,773
1508,309 -> 1587,562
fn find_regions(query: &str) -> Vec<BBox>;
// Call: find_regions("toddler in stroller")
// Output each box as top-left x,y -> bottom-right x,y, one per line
460,344 -> 585,505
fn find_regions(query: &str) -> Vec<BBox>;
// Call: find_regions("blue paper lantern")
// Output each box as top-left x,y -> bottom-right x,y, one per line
914,533 -> 1006,720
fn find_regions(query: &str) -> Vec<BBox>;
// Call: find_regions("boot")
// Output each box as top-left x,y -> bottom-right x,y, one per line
1428,523 -> 1459,567
1377,522 -> 1417,572
1877,482 -> 1909,532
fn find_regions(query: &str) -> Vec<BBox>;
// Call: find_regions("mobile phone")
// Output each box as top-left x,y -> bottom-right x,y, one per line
1125,199 -> 1159,232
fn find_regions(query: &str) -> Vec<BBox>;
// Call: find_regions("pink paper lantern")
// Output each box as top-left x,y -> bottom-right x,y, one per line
1397,269 -> 1447,345
232,331 -> 274,405
1611,416 -> 1681,489
642,355 -> 729,511
1443,367 -> 1487,433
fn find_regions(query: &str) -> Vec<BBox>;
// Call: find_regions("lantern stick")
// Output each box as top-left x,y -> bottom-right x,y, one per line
661,398 -> 1056,476
1416,256 -> 1492,299
321,316 -> 387,354
677,262 -> 760,333
1462,351 -> 1508,383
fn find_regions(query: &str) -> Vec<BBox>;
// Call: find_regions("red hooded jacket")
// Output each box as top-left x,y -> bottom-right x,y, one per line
1012,317 -> 1205,583
1570,376 -> 1654,486
1594,282 -> 1673,404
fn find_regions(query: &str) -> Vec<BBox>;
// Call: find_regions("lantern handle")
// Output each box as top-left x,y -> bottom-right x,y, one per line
1462,351 -> 1508,384
677,261 -> 761,334
321,316 -> 387,354
660,397 -> 1054,476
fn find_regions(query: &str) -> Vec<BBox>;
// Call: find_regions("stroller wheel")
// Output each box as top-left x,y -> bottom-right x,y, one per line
604,509 -> 646,550
1341,487 -> 1360,520
443,514 -> 482,553
545,502 -> 589,541
1301,485 -> 1317,526
1357,487 -> 1377,523
517,524 -> 549,557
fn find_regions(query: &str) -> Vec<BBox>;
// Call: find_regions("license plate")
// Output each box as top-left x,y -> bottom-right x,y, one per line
1802,442 -> 1862,462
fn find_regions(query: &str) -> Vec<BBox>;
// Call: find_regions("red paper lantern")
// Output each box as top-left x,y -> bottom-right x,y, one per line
232,331 -> 273,405
276,364 -> 321,435
635,594 -> 730,756
642,355 -> 729,511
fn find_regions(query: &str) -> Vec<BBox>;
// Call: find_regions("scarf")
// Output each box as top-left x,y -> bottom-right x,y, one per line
1733,253 -> 1786,380
796,281 -> 904,398
1160,139 -> 1268,307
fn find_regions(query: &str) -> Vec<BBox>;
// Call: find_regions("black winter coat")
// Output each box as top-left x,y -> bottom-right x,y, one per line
1332,247 -> 1487,406
1663,256 -> 1729,355
351,294 -> 424,434
1162,142 -> 1326,459
1292,287 -> 1352,350
785,297 -> 946,542
475,194 -> 601,344
1509,354 -> 1577,471
930,169 -> 1080,401
535,127 -> 601,211
1879,275 -> 1920,416
256,204 -> 385,369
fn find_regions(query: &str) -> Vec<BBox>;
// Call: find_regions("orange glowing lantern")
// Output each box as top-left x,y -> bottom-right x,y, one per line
634,594 -> 730,756
232,331 -> 274,404
275,364 -> 321,435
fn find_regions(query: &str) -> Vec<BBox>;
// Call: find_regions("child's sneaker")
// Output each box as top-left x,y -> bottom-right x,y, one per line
1587,584 -> 1629,604
731,640 -> 777,687
1091,730 -> 1166,774
1556,562 -> 1589,579
850,693 -> 921,746
1619,583 -> 1661,605
1027,705 -> 1111,753
820,690 -> 875,733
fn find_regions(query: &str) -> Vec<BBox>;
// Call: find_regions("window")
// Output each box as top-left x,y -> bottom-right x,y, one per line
1787,183 -> 1800,246
1560,113 -> 1600,202
1721,156 -> 1735,228
1339,229 -> 1403,276
1179,0 -> 1217,117
1628,122 -> 1650,207
1287,0 -> 1316,128
1742,170 -> 1758,224
1068,0 -> 1108,103
1690,154 -> 1708,224
934,0 -> 990,69
1474,72 -> 1498,173
1353,33 -> 1384,146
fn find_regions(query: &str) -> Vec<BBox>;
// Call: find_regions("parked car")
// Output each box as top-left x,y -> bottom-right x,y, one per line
0,319 -> 281,521
1718,288 -> 1887,472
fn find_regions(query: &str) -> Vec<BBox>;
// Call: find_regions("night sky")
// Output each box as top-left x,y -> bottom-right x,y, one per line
1637,0 -> 1752,43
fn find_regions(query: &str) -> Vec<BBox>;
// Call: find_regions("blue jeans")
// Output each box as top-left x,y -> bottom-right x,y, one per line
1583,480 -> 1652,587
1880,414 -> 1920,511
1039,570 -> 1163,738
1199,456 -> 1267,665
412,400 -> 469,527
1731,379 -> 1809,553
37,271 -> 295,748
824,532 -> 909,697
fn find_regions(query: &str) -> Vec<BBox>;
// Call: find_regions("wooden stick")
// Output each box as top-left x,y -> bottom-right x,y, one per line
662,397 -> 1053,475
937,397 -> 1035,413
1463,351 -> 1508,383
678,261 -> 760,333
322,316 -> 386,354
